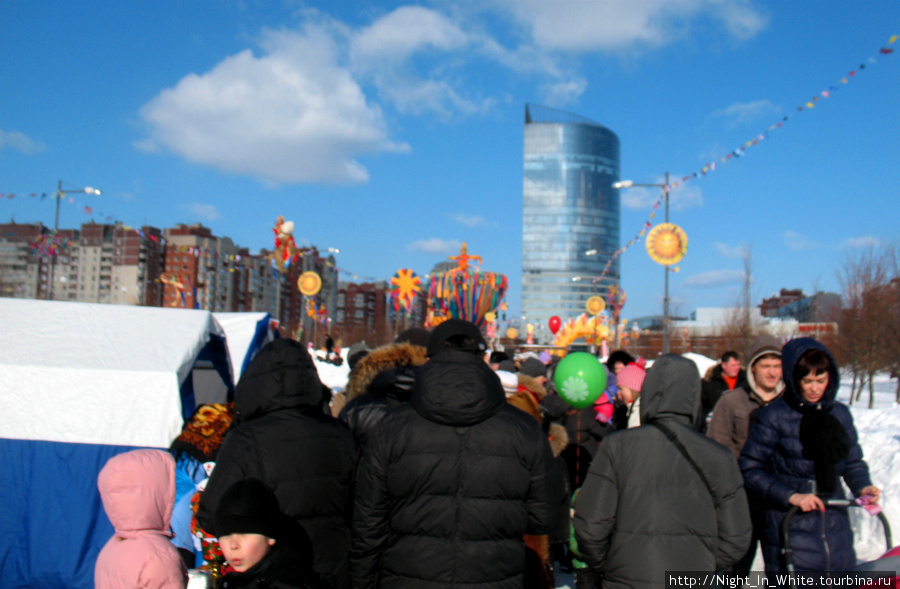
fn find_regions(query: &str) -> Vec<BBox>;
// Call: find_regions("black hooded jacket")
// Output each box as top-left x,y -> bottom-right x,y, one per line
338,343 -> 427,449
198,339 -> 357,589
340,366 -> 416,447
350,349 -> 564,589
574,355 -> 751,589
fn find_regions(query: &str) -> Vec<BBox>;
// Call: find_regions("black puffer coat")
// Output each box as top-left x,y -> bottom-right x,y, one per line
739,338 -> 872,574
350,349 -> 564,589
198,339 -> 357,589
216,541 -> 322,589
339,343 -> 427,448
574,355 -> 751,589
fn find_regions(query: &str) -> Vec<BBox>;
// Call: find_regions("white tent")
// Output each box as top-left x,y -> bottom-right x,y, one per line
0,299 -> 234,589
213,311 -> 278,385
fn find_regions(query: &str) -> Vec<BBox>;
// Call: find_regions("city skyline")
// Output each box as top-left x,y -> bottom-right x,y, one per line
2,2 -> 899,326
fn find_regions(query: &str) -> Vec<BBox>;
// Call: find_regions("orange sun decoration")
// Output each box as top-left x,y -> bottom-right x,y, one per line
646,223 -> 688,266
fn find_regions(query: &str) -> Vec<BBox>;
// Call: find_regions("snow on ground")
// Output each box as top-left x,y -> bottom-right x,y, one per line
311,349 -> 900,583
840,373 -> 900,563
311,348 -> 350,393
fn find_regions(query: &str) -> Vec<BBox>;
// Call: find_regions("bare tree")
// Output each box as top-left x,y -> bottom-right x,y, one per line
718,244 -> 764,359
836,246 -> 891,408
882,240 -> 900,401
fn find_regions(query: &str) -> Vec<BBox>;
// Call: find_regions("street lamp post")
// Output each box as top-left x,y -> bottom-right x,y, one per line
612,172 -> 672,354
47,180 -> 101,301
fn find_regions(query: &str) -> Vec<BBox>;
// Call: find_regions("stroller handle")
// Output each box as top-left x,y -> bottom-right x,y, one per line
781,499 -> 892,573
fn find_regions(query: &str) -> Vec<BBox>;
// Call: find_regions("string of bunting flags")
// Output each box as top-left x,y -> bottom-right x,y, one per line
1,191 -> 120,225
667,34 -> 897,189
592,190 -> 667,286
592,33 -> 897,287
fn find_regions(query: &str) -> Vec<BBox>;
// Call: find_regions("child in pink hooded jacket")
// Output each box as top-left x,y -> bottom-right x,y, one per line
95,449 -> 187,589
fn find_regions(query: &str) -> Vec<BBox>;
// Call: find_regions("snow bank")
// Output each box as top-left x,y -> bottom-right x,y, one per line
840,374 -> 900,562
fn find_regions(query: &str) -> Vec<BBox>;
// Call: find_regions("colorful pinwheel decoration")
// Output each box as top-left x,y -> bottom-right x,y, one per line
391,268 -> 421,311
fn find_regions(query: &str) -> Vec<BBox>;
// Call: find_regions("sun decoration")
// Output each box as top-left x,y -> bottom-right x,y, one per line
391,269 -> 421,310
297,271 -> 322,296
586,295 -> 606,315
646,223 -> 688,266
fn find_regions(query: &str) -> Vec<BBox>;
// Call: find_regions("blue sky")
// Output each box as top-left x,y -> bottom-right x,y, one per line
2,1 -> 898,325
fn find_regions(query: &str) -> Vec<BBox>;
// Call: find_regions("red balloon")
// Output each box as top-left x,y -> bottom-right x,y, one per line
548,315 -> 561,334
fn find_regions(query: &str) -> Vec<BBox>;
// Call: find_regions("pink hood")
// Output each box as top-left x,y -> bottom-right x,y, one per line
97,449 -> 175,539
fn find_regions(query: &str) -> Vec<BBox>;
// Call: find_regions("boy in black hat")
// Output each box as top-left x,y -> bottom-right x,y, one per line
213,478 -> 319,588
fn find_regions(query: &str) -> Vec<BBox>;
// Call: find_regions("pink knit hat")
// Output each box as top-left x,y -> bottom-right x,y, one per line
617,363 -> 646,392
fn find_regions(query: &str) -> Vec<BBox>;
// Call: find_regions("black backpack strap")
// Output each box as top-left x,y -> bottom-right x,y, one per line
651,421 -> 720,508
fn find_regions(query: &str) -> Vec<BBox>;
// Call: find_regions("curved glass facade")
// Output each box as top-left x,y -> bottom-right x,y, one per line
522,104 -> 620,344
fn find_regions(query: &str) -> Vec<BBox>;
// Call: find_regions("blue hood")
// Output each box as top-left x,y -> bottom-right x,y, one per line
781,337 -> 840,411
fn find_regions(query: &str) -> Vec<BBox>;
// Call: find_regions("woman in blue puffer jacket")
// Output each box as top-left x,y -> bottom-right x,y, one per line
740,337 -> 881,574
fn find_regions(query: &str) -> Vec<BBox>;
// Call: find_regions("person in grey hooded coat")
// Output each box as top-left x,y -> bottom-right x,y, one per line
574,354 -> 751,589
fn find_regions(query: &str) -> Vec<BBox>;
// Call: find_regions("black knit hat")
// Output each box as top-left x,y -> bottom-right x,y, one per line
213,478 -> 284,539
426,319 -> 487,357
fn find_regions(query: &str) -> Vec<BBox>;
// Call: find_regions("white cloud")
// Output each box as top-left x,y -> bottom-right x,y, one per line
0,128 -> 45,154
448,213 -> 495,228
709,99 -> 779,128
711,0 -> 770,39
181,202 -> 221,222
683,269 -> 746,288
407,238 -> 462,254
842,236 -> 882,249
491,0 -> 768,52
539,78 -> 587,106
351,6 -> 470,60
621,183 -> 702,211
714,241 -> 748,259
138,22 -> 408,185
135,2 -> 770,183
783,230 -> 819,251
349,6 -> 497,117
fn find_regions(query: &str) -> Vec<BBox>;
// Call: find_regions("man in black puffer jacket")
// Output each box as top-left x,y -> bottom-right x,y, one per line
350,319 -> 564,589
574,355 -> 751,589
339,342 -> 427,449
198,339 -> 356,589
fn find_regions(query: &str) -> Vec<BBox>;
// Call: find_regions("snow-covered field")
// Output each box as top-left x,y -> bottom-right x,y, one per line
310,350 -> 900,584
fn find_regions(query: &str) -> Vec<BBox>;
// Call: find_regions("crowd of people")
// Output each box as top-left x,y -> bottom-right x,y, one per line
93,322 -> 881,589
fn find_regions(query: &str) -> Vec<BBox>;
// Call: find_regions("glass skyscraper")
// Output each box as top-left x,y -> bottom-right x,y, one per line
522,104 -> 621,344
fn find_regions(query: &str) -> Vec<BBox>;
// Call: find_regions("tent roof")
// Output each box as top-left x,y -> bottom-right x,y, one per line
213,311 -> 274,385
0,299 -> 227,447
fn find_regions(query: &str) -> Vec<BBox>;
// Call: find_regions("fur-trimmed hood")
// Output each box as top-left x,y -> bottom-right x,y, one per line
507,373 -> 566,457
516,372 -> 547,401
346,343 -> 427,400
548,423 -> 568,457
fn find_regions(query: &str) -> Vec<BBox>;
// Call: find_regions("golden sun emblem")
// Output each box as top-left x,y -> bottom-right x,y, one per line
586,295 -> 606,315
646,223 -> 688,266
297,271 -> 322,296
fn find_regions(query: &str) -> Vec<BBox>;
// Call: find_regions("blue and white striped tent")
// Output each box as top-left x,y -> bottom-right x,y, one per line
0,299 -> 234,589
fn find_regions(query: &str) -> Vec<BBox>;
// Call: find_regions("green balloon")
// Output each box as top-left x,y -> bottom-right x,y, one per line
553,352 -> 607,409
